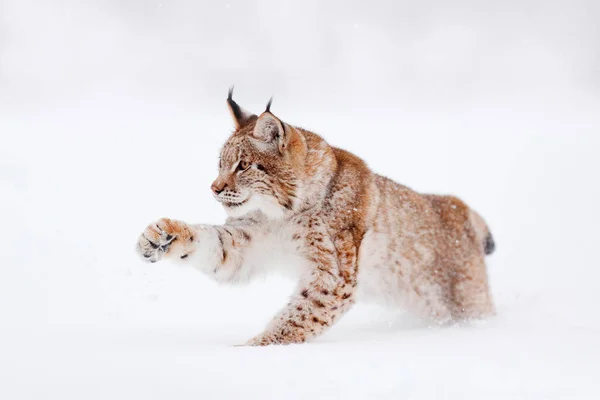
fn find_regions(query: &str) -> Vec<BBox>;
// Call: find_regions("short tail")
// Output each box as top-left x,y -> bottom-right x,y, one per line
483,232 -> 495,255
469,210 -> 496,256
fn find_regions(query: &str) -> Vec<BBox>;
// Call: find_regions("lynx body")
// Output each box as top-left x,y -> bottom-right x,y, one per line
137,90 -> 495,345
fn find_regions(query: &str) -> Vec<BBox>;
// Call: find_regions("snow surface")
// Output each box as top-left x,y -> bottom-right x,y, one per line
1,1 -> 600,399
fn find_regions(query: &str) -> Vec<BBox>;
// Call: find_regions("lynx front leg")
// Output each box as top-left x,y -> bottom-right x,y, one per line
246,226 -> 358,346
137,217 -> 259,283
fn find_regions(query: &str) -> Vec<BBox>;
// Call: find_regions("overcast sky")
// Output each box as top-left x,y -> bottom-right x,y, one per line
0,0 -> 598,114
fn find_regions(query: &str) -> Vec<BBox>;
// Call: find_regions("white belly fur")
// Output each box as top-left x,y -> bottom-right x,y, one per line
239,224 -> 412,308
242,222 -> 312,281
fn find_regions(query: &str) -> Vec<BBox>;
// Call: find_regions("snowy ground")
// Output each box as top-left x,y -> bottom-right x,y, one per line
2,1 -> 600,399
2,103 -> 599,399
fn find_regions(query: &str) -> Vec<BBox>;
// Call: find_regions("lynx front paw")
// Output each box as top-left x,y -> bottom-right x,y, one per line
137,218 -> 195,263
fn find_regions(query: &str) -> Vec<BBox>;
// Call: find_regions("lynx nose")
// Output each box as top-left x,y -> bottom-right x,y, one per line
211,179 -> 226,195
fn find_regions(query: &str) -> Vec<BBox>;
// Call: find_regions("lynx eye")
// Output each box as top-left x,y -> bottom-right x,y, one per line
238,160 -> 251,171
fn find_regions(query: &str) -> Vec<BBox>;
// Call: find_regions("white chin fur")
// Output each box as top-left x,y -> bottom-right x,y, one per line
224,194 -> 286,220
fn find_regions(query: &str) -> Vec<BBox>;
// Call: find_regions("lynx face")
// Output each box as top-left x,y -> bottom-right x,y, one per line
210,91 -> 305,219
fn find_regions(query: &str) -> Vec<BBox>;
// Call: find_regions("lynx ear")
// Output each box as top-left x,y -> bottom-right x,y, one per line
227,87 -> 256,129
253,112 -> 289,154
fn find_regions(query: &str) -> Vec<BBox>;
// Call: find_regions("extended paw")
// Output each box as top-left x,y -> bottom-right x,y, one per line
137,218 -> 195,263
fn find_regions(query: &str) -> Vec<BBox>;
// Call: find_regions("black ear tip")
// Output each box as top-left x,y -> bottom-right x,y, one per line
228,86 -> 235,101
265,96 -> 273,113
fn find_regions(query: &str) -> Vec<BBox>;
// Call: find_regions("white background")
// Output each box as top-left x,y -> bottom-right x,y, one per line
1,1 -> 599,398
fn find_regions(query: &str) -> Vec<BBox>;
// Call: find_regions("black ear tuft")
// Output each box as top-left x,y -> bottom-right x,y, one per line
227,86 -> 243,121
265,97 -> 273,113
226,86 -> 257,129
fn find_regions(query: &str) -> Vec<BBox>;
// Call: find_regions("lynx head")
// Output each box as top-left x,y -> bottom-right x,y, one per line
211,88 -> 309,219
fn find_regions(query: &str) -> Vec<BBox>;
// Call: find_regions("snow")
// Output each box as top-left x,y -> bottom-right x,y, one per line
2,1 -> 600,399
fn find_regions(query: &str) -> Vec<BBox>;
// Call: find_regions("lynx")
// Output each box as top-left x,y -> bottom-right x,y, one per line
136,89 -> 496,346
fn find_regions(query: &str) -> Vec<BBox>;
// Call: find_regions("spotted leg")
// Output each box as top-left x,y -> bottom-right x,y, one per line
246,220 -> 359,346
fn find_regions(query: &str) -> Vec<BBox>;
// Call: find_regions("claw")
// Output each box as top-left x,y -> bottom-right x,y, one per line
145,236 -> 159,249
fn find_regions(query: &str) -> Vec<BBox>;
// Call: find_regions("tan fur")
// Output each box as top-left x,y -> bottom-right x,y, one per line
136,91 -> 495,345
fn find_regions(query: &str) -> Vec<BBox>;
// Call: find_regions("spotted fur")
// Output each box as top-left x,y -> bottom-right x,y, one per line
136,91 -> 496,345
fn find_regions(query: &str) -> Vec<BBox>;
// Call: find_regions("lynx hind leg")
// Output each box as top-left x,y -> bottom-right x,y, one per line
411,279 -> 453,325
449,255 -> 495,320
